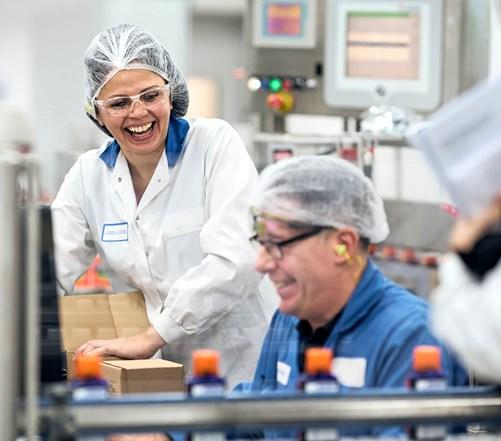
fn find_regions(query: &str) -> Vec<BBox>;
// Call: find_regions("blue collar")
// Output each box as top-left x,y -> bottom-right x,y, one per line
99,115 -> 190,168
332,258 -> 385,334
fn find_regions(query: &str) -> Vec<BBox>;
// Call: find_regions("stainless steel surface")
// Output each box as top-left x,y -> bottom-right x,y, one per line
373,259 -> 438,299
442,0 -> 463,104
23,157 -> 40,441
460,0 -> 490,91
384,199 -> 454,252
0,153 -> 41,441
35,391 -> 501,432
0,154 -> 22,441
246,0 -> 337,118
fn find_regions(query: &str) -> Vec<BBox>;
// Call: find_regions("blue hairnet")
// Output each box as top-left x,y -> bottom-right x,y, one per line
253,156 -> 389,243
84,23 -> 188,121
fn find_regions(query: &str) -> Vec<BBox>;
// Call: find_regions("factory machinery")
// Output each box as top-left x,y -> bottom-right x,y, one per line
244,0 -> 490,298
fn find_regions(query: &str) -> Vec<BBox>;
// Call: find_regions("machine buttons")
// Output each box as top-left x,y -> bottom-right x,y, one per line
247,74 -> 317,92
269,77 -> 283,92
266,91 -> 295,113
247,76 -> 262,91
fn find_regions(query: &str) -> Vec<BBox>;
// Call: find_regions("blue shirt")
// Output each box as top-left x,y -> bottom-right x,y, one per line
244,259 -> 468,437
251,259 -> 467,393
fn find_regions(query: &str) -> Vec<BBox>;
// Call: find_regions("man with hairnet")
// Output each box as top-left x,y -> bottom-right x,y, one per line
52,24 -> 276,389
246,155 -> 467,434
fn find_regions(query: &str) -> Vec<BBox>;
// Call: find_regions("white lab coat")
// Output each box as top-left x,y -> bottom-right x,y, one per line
52,117 -> 277,388
431,253 -> 501,383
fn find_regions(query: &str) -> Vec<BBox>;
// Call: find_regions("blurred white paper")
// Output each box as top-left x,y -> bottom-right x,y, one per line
408,76 -> 501,217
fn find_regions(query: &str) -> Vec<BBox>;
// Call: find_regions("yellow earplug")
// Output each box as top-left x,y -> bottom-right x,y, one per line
334,244 -> 347,256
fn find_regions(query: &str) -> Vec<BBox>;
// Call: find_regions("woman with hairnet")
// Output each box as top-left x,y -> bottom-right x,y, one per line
51,24 -> 276,388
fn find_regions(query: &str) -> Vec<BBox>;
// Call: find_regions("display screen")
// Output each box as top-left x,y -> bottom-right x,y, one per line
346,11 -> 420,80
266,3 -> 303,36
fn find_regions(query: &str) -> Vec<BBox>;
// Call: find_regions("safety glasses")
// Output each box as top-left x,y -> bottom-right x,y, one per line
94,83 -> 170,116
249,226 -> 326,260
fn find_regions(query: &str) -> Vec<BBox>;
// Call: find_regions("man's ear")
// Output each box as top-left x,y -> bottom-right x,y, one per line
331,229 -> 358,262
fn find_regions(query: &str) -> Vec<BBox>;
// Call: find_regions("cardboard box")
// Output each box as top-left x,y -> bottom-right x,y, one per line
102,359 -> 184,395
59,291 -> 150,378
59,291 -> 185,393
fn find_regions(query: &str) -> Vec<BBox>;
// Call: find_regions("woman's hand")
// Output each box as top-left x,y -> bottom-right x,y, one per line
75,326 -> 166,359
449,195 -> 501,253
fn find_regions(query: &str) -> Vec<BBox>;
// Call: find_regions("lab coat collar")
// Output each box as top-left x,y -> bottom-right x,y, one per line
99,115 -> 190,169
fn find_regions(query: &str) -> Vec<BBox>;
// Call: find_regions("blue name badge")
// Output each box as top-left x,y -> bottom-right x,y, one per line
101,222 -> 128,242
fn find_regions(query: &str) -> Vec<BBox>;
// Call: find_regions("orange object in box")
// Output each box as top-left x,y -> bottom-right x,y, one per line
74,254 -> 111,292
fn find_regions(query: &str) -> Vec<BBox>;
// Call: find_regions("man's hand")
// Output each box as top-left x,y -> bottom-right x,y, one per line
449,195 -> 501,253
75,326 -> 166,359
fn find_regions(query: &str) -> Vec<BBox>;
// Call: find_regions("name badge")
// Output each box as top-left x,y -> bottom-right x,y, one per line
101,222 -> 128,242
276,361 -> 291,386
333,357 -> 367,388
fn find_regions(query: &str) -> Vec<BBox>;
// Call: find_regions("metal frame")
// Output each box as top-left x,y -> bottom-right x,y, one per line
0,153 -> 40,441
29,387 -> 501,436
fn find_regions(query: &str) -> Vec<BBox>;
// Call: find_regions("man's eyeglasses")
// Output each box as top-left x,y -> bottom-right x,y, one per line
94,84 -> 170,116
250,226 -> 325,260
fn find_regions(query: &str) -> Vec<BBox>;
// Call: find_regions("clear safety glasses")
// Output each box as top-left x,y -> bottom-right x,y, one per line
94,83 -> 170,116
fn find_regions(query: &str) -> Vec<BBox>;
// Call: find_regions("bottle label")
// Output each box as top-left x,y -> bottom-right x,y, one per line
304,428 -> 339,441
72,386 -> 108,401
191,433 -> 226,441
415,378 -> 447,391
304,380 -> 339,394
415,425 -> 447,440
190,383 -> 225,398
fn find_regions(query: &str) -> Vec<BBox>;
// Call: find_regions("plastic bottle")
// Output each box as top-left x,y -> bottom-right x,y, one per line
186,349 -> 226,441
71,354 -> 108,399
71,354 -> 109,440
298,347 -> 339,441
407,346 -> 447,440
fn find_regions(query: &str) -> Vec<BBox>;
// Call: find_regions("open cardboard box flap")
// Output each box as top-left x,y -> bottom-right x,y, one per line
59,291 -> 149,351
58,291 -> 150,378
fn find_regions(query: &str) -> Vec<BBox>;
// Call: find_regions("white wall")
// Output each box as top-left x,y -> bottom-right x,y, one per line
31,1 -> 102,193
99,0 -> 191,73
0,11 -> 32,114
191,14 -> 246,123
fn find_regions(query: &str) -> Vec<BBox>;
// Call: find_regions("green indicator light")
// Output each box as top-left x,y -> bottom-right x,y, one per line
269,77 -> 282,92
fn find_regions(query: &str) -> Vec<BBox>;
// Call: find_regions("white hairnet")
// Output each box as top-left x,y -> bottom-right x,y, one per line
83,23 -> 189,123
253,155 -> 389,243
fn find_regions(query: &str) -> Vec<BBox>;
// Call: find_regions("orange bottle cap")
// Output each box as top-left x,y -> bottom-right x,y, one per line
74,354 -> 103,379
305,347 -> 333,375
413,346 -> 442,372
192,349 -> 220,377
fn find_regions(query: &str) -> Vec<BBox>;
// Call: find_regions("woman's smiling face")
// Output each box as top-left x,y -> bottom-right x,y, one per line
96,69 -> 171,161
